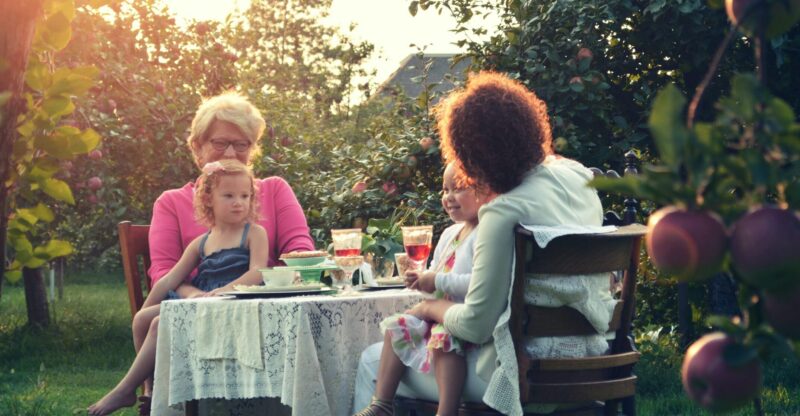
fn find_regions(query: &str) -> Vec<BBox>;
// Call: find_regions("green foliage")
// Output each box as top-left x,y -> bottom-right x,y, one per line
419,0 -> 800,172
5,0 -> 103,282
362,212 -> 408,261
592,74 -> 799,221
2,277 -> 796,415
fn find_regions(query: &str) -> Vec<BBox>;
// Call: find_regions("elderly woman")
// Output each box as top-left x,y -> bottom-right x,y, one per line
353,72 -> 614,416
148,92 -> 314,296
88,93 -> 314,415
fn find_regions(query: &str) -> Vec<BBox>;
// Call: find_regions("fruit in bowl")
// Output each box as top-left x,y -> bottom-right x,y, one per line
279,250 -> 328,267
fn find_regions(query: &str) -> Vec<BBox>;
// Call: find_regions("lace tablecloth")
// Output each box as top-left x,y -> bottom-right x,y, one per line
151,290 -> 421,415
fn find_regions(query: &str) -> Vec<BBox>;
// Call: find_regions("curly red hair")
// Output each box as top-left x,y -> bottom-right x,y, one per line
437,71 -> 553,194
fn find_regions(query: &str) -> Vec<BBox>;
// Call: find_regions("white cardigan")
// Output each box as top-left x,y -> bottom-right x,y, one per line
430,222 -> 477,302
442,156 -> 611,416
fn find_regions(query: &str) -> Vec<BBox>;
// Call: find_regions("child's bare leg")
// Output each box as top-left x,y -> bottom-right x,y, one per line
132,305 -> 160,397
374,331 -> 406,401
132,305 -> 159,352
432,349 -> 466,416
353,332 -> 403,416
88,316 -> 161,415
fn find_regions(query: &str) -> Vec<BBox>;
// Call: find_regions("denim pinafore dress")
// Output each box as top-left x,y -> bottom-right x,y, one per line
191,223 -> 252,292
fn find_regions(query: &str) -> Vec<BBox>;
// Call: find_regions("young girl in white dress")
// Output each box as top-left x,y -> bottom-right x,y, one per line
354,162 -> 494,416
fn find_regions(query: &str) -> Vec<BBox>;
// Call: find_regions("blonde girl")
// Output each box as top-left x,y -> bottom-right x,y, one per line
88,159 -> 268,415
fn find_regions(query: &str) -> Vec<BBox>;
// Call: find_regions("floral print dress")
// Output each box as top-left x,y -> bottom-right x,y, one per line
379,232 -> 474,373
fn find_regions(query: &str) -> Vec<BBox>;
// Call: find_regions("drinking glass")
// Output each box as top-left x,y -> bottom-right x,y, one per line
331,228 -> 363,256
333,255 -> 364,292
401,225 -> 433,271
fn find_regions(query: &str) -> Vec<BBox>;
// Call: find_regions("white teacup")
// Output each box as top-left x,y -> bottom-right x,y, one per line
260,268 -> 294,287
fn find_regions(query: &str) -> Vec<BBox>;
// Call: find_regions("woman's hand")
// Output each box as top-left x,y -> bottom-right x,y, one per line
405,270 -> 437,293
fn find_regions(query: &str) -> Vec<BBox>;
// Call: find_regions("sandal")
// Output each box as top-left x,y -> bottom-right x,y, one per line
353,396 -> 393,416
137,395 -> 151,416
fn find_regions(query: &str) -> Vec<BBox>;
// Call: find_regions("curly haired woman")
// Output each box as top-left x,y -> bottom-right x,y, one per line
353,72 -> 615,416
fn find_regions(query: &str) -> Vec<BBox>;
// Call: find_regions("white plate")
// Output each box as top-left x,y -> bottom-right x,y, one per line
233,283 -> 327,293
374,278 -> 404,286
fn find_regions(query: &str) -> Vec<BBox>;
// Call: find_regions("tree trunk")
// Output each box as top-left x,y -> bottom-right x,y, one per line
56,257 -> 65,299
0,1 -> 44,285
23,267 -> 49,327
678,281 -> 693,348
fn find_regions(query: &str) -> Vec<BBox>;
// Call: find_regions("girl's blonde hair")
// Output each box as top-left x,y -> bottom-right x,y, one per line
193,159 -> 259,227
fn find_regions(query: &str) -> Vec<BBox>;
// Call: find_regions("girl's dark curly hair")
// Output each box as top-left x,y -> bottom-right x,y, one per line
437,71 -> 553,194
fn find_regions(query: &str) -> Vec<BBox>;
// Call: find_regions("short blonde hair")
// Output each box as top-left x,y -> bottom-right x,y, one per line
188,92 -> 267,167
193,159 -> 260,227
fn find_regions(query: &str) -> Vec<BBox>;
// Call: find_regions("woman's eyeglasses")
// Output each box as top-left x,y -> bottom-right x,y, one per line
209,139 -> 252,152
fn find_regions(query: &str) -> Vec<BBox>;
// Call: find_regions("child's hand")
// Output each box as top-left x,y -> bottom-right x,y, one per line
185,290 -> 207,299
404,301 -> 429,320
205,286 -> 232,297
409,270 -> 436,293
404,270 -> 420,288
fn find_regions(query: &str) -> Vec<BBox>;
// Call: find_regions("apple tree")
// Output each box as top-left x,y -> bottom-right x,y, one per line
590,0 -> 800,412
1,0 -> 103,326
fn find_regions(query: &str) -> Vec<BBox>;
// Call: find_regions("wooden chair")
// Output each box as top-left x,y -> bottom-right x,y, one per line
395,224 -> 646,416
118,221 -> 152,318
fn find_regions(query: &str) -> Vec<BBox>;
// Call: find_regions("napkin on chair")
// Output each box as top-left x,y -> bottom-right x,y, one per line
194,300 -> 264,370
519,224 -> 617,248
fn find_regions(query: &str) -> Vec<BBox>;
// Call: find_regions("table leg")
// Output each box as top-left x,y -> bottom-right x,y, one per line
184,400 -> 199,416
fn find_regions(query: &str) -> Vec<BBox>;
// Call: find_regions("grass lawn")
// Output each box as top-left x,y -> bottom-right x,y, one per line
1,271 -> 798,415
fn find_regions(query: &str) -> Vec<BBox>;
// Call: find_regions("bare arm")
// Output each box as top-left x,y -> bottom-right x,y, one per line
206,224 -> 269,295
143,237 -> 202,307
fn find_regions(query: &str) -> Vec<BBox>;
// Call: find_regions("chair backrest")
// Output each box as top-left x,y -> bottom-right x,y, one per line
510,224 -> 646,405
590,149 -> 640,226
118,221 -> 152,318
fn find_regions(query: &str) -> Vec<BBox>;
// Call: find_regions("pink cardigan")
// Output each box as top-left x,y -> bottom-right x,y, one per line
147,176 -> 315,286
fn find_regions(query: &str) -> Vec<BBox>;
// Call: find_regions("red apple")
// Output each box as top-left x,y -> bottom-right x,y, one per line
762,285 -> 800,339
646,207 -> 728,282
280,136 -> 292,146
87,176 -> 103,191
730,206 -> 800,290
725,0 -> 761,26
88,194 -> 99,204
725,0 -> 800,39
154,82 -> 165,93
682,332 -> 762,412
576,47 -> 593,61
382,181 -> 398,196
569,76 -> 584,86
88,149 -> 103,160
419,136 -> 433,151
351,181 -> 367,194
196,22 -> 209,36
268,126 -> 275,139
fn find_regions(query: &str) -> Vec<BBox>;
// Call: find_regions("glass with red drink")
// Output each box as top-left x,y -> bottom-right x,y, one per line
401,225 -> 433,271
331,228 -> 364,289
